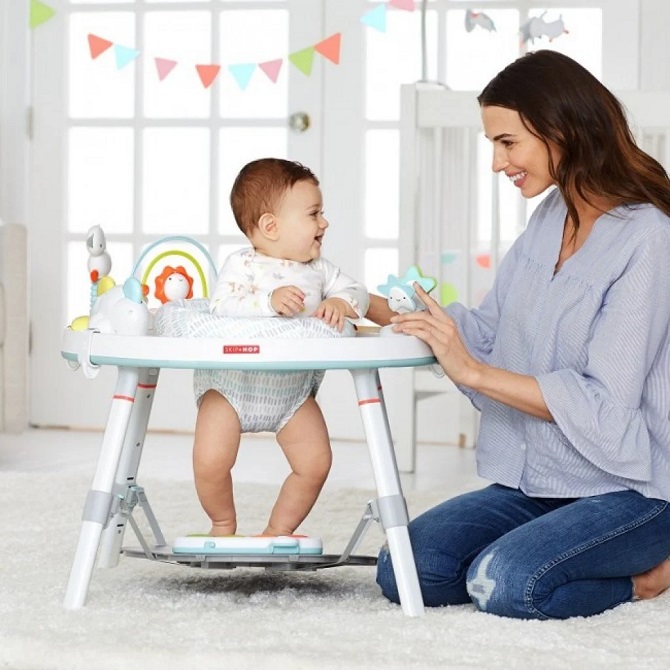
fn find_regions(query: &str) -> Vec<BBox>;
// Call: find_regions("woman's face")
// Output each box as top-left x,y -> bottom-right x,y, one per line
481,105 -> 561,199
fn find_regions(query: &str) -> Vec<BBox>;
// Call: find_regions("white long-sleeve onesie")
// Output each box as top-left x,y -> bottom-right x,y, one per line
195,248 -> 369,433
210,248 -> 369,319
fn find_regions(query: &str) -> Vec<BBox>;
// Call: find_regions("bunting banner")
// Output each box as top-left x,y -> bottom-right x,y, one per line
29,0 -> 56,29
85,0 -> 415,90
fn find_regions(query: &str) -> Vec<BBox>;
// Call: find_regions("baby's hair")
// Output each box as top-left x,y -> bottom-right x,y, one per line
230,158 -> 319,236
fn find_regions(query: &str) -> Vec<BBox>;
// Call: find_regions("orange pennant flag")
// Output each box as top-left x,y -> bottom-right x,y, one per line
195,64 -> 221,89
88,34 -> 113,60
314,33 -> 341,65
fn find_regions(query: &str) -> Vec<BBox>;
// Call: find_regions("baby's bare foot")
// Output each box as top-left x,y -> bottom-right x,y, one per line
633,558 -> 670,600
209,522 -> 236,537
261,525 -> 294,536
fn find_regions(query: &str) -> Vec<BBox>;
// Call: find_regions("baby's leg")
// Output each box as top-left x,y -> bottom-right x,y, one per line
193,390 -> 241,536
264,397 -> 332,536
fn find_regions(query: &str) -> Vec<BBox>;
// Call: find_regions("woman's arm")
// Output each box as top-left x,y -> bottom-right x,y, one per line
392,284 -> 552,421
365,293 -> 396,326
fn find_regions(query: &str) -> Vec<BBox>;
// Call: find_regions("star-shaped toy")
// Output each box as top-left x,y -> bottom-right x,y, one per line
377,266 -> 437,314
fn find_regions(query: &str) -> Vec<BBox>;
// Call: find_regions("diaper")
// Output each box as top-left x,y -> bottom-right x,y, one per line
154,299 -> 354,432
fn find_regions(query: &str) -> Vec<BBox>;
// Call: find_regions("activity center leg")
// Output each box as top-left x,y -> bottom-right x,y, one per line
98,367 -> 161,568
63,367 -> 140,609
350,368 -> 425,617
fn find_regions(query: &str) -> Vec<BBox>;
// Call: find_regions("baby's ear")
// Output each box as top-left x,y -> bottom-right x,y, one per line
257,212 -> 278,240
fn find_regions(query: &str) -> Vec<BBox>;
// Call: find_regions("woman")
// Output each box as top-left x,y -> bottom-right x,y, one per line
367,50 -> 670,619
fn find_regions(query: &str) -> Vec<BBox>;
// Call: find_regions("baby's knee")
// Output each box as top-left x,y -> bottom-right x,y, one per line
304,453 -> 332,485
296,444 -> 332,483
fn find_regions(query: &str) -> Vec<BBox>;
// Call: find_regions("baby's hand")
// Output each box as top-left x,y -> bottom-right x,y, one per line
271,285 -> 305,316
315,298 -> 350,331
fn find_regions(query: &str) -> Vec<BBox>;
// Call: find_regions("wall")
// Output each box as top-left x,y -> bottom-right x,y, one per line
1,0 -> 669,440
0,1 -> 30,227
640,0 -> 670,90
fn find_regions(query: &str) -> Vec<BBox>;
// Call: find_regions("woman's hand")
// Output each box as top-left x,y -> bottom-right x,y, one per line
391,284 -> 481,387
393,284 -> 552,421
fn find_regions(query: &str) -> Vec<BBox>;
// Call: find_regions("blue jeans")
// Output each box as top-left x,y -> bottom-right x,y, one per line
376,484 -> 670,619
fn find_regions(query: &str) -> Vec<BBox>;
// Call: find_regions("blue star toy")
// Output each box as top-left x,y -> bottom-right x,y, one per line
377,266 -> 438,314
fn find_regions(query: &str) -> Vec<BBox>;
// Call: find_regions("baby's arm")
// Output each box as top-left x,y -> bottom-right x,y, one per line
315,258 -> 370,329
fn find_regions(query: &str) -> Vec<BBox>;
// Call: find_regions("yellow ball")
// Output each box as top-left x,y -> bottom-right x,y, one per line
70,315 -> 90,331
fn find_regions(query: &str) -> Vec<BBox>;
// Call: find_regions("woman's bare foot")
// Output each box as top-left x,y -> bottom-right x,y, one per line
632,558 -> 670,600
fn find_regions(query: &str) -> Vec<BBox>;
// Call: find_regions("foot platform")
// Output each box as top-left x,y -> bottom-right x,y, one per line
121,500 -> 380,571
172,534 -> 323,556
123,544 -> 376,571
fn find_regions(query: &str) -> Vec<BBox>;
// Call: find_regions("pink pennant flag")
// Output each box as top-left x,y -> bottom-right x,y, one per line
155,57 -> 177,81
389,0 -> 415,11
259,59 -> 283,83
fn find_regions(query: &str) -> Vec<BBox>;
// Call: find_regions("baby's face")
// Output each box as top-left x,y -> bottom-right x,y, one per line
273,180 -> 329,262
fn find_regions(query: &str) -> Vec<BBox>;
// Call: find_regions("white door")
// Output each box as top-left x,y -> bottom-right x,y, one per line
30,0 -> 326,431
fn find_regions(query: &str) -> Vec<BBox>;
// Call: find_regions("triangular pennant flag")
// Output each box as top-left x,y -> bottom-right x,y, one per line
314,33 -> 341,65
155,57 -> 177,81
114,44 -> 140,70
228,63 -> 256,90
288,47 -> 315,76
88,34 -> 113,60
195,64 -> 221,89
259,59 -> 283,83
389,0 -> 415,11
360,5 -> 387,33
29,0 -> 56,29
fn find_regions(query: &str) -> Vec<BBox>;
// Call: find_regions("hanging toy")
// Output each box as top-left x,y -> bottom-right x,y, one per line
86,225 -> 112,283
520,12 -> 569,46
377,266 -> 437,315
70,225 -> 116,330
465,9 -> 496,33
86,225 -> 113,310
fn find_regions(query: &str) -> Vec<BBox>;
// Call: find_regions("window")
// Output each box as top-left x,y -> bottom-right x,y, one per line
362,0 -> 634,291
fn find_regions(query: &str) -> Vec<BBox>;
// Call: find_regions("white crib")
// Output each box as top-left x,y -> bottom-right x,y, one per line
394,83 -> 670,472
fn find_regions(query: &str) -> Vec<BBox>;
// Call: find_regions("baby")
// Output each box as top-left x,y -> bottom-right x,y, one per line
193,158 -> 369,537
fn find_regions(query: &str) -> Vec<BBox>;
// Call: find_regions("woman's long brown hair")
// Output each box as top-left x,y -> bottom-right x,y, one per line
478,50 -> 670,230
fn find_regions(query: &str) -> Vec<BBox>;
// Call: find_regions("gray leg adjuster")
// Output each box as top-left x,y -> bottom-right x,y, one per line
82,490 -> 113,525
372,494 -> 409,530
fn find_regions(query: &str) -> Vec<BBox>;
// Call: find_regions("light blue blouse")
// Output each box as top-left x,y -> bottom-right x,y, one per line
447,188 -> 670,502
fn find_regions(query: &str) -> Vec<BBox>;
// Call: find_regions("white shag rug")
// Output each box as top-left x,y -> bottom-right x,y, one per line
1,471 -> 669,670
